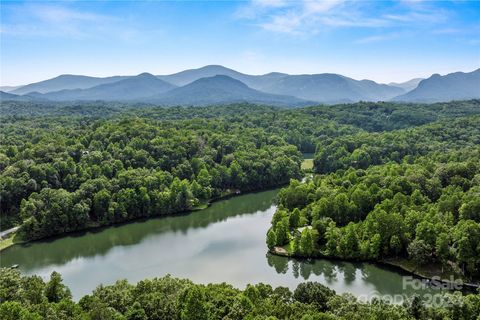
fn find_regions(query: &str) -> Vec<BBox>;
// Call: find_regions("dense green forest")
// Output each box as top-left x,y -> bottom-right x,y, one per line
1,268 -> 480,320
267,116 -> 480,280
2,99 -> 480,153
314,116 -> 480,173
1,100 -> 480,241
0,117 -> 301,238
1,100 -> 480,318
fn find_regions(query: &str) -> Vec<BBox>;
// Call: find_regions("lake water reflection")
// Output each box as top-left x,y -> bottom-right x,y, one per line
1,189 -> 437,300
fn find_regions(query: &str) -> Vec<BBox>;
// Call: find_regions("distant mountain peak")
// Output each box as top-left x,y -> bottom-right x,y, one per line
148,74 -> 310,107
393,68 -> 480,102
156,65 -> 250,87
136,72 -> 156,78
192,74 -> 248,86
199,64 -> 233,70
263,72 -> 287,76
37,72 -> 176,102
56,74 -> 83,78
11,74 -> 130,94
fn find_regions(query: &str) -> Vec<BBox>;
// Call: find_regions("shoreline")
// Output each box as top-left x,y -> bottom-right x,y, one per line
0,157 -> 310,254
267,161 -> 480,292
0,185 -> 284,254
0,234 -> 25,253
269,247 -> 479,291
378,259 -> 479,291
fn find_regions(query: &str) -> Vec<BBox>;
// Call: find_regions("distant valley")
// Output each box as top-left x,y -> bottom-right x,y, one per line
1,65 -> 479,106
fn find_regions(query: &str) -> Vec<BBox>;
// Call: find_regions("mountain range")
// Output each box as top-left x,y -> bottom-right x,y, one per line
33,73 -> 176,101
1,66 -> 479,106
11,75 -> 130,95
393,69 -> 480,103
149,75 -> 310,106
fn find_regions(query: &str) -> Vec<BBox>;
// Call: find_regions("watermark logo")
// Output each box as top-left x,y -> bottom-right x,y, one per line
357,290 -> 407,305
403,276 -> 464,291
356,276 -> 466,307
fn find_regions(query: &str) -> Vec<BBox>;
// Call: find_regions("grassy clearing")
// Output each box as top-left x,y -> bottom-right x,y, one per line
301,159 -> 314,170
0,232 -> 23,252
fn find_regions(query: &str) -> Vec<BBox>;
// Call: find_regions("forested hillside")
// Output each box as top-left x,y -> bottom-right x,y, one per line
0,117 -> 301,239
268,117 -> 480,280
2,99 -> 479,153
3,0 -> 479,318
314,116 -> 480,172
1,100 -> 480,318
1,100 -> 480,241
1,268 -> 479,320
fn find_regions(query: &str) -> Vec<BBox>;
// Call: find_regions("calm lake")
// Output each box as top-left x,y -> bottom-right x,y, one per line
0,188 -> 436,300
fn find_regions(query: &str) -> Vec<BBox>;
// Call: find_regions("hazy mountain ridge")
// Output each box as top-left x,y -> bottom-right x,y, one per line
2,66 -> 479,106
393,69 -> 480,103
1,91 -> 25,101
157,65 -> 289,90
0,91 -> 40,102
158,65 -> 257,86
156,65 -> 404,102
0,85 -> 22,93
11,75 -> 130,95
388,78 -> 423,92
38,73 -> 176,101
149,75 -> 311,107
255,73 -> 404,103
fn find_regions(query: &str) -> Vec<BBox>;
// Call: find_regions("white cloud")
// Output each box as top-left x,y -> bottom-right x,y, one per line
253,0 -> 348,35
383,10 -> 446,24
237,0 -> 392,35
260,11 -> 304,34
0,3 -> 149,41
31,5 -> 108,24
237,0 -> 452,35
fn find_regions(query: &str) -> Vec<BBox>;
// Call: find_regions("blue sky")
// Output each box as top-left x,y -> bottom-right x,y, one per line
1,0 -> 479,85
